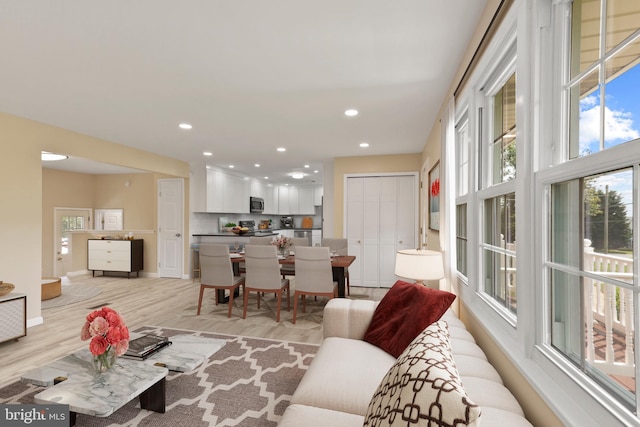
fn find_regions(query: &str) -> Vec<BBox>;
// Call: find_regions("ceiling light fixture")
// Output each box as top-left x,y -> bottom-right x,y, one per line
254,163 -> 260,167
203,151 -> 213,156
291,172 -> 305,179
229,165 -> 235,168
264,176 -> 269,180
314,170 -> 319,173
179,123 -> 192,130
359,142 -> 370,148
41,151 -> 68,161
344,109 -> 358,117
277,147 -> 286,152
304,164 -> 310,168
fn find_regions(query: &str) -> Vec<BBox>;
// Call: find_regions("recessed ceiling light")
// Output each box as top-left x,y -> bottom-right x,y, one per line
254,163 -> 260,167
344,109 -> 358,117
179,123 -> 192,130
291,172 -> 305,179
229,165 -> 234,168
314,170 -> 319,173
264,176 -> 269,180
304,164 -> 310,168
277,147 -> 286,152
41,151 -> 68,161
359,142 -> 370,148
203,151 -> 213,156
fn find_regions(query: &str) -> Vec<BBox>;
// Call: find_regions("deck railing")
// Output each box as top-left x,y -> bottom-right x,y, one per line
583,240 -> 635,378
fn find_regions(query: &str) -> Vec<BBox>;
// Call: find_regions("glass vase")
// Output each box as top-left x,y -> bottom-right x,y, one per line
92,348 -> 117,373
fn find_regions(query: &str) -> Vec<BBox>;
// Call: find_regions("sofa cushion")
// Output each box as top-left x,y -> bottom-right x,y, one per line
279,404 -> 364,427
291,337 -> 396,416
363,321 -> 481,426
363,280 -> 456,357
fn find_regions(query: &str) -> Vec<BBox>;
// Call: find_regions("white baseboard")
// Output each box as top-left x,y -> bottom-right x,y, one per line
66,270 -> 90,277
27,316 -> 43,328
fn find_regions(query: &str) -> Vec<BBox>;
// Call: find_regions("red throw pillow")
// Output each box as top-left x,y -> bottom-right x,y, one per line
364,280 -> 456,358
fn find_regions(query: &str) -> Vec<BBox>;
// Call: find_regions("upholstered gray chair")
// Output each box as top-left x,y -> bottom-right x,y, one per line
198,244 -> 245,317
281,237 -> 310,279
321,237 -> 351,295
292,246 -> 337,324
243,245 -> 290,322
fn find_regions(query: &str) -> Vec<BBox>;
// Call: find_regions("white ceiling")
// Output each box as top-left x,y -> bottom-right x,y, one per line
2,1 -> 487,182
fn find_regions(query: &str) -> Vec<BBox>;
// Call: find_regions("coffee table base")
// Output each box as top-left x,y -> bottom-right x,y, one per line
68,377 -> 166,426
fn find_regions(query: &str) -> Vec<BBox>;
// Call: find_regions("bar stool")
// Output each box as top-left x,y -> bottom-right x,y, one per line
192,246 -> 201,282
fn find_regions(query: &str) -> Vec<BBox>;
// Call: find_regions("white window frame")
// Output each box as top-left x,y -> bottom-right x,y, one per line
452,1 -> 640,425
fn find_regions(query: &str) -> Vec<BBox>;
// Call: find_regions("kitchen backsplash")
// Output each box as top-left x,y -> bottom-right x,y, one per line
190,209 -> 322,235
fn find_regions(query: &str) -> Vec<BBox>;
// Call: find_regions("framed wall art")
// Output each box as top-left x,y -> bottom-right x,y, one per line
428,161 -> 440,231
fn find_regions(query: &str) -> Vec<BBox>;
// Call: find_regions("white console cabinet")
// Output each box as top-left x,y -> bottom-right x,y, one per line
0,293 -> 26,344
88,239 -> 144,278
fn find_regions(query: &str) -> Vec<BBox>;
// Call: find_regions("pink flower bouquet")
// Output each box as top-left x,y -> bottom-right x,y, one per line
81,307 -> 129,371
271,236 -> 292,252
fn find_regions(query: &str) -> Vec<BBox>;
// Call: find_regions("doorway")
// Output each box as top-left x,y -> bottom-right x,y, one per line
157,178 -> 184,278
54,208 -> 92,277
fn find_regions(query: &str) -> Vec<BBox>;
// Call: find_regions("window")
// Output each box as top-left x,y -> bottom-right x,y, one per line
480,67 -> 518,316
60,215 -> 85,255
546,0 -> 640,414
456,114 -> 470,277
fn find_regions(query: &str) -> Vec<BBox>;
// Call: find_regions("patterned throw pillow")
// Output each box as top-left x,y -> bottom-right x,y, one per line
363,321 -> 481,427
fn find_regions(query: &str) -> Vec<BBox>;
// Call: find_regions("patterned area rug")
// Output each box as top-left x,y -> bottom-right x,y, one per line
0,327 -> 318,426
41,284 -> 103,309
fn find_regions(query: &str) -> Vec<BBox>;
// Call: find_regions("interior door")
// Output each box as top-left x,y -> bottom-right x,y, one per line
346,175 -> 418,288
158,179 -> 184,278
54,208 -> 91,277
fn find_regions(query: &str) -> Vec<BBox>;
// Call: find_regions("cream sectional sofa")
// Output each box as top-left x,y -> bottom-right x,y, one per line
279,298 -> 533,427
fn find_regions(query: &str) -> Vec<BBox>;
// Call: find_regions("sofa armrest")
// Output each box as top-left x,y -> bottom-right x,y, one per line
323,299 -> 379,340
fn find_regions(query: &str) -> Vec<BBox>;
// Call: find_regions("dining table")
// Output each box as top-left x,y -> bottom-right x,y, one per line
227,253 -> 356,299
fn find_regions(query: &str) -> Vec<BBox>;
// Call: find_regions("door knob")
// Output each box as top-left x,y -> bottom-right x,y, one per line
176,233 -> 182,237
57,257 -> 62,261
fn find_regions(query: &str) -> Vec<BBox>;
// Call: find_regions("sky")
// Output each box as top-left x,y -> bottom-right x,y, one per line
580,63 -> 639,217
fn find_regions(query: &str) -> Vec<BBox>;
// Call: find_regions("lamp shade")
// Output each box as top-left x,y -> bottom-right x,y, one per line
395,249 -> 444,283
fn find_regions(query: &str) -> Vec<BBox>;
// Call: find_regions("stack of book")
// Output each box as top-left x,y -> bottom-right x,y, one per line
122,334 -> 171,360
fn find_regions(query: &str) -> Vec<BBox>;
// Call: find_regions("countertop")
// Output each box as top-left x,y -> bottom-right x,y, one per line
193,228 -> 321,237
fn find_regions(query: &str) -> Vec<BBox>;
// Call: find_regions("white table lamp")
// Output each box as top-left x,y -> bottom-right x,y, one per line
395,249 -> 444,286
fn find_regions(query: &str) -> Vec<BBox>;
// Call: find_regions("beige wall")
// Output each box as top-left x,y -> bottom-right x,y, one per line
0,113 -> 189,324
460,304 -> 563,427
42,169 -> 97,276
41,170 -> 160,277
331,153 -> 422,237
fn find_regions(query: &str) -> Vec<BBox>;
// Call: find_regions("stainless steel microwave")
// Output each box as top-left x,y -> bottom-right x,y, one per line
250,197 -> 264,213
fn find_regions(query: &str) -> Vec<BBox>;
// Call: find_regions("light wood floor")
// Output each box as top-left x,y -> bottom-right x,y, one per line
0,274 -> 387,388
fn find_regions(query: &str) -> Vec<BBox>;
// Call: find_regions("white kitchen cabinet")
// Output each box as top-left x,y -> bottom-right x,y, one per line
250,178 -> 265,199
313,186 -> 324,206
278,229 -> 294,238
264,184 -> 278,214
288,187 -> 299,214
278,186 -> 290,214
0,293 -> 26,344
206,169 -> 224,213
298,187 -> 315,214
206,168 -> 249,213
88,239 -> 144,278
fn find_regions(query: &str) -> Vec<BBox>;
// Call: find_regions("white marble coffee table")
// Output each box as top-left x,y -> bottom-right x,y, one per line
32,348 -> 168,426
21,335 -> 226,425
22,334 -> 226,386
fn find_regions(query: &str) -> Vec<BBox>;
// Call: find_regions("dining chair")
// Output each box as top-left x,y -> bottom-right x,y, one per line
248,236 -> 273,245
280,237 -> 310,279
292,246 -> 337,324
237,236 -> 274,274
243,245 -> 291,322
197,244 -> 245,318
321,237 -> 351,295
